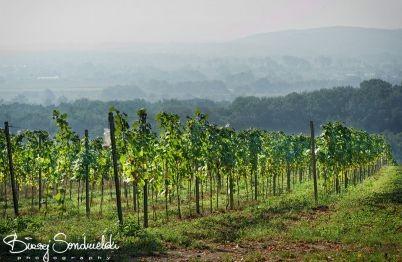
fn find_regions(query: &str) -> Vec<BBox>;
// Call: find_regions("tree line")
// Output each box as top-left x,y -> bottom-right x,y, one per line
0,79 -> 401,162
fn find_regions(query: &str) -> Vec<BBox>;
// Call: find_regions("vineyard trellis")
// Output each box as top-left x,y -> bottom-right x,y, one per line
0,109 -> 394,227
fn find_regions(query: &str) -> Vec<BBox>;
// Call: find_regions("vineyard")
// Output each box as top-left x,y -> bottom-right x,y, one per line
0,108 -> 393,229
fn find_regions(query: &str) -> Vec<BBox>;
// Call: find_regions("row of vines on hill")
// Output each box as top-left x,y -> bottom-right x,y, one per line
0,109 -> 393,227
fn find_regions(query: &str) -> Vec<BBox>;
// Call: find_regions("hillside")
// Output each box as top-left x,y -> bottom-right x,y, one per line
1,165 -> 400,261
230,26 -> 402,57
147,166 -> 402,261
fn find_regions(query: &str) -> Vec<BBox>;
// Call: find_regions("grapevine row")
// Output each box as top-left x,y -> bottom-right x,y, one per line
0,109 -> 393,227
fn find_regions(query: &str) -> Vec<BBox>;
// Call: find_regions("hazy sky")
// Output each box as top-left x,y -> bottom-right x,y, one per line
1,0 -> 402,48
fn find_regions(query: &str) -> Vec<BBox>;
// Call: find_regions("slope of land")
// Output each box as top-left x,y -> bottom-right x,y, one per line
0,166 -> 400,261
144,166 -> 402,261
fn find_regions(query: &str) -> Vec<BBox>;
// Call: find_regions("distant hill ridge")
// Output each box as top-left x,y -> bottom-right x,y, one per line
228,26 -> 402,57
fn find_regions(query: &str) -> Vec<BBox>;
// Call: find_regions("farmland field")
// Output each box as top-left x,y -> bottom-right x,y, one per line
0,108 -> 399,261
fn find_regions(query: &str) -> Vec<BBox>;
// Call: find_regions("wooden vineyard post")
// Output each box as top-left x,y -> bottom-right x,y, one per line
84,130 -> 90,218
143,180 -> 148,228
229,171 -> 234,209
38,136 -> 42,210
310,121 -> 318,205
4,122 -> 19,217
195,176 -> 200,214
254,169 -> 258,201
286,165 -> 291,192
138,109 -> 149,228
108,113 -> 124,225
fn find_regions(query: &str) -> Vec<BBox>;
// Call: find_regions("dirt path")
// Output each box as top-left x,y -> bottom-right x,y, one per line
138,207 -> 342,261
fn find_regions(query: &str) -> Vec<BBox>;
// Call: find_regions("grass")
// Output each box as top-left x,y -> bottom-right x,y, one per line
150,166 -> 402,261
289,166 -> 402,247
0,166 -> 401,261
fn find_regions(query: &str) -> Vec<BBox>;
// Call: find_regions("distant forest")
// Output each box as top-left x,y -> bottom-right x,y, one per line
1,79 -> 401,162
